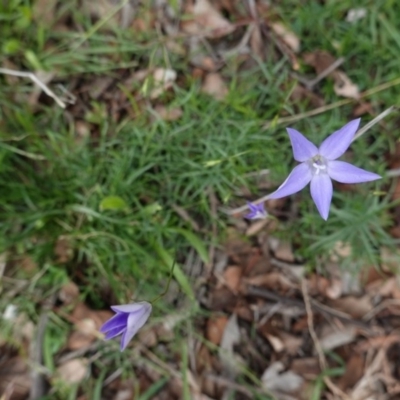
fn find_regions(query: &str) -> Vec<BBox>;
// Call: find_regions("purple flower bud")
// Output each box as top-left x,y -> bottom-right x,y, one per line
244,202 -> 268,220
100,301 -> 152,351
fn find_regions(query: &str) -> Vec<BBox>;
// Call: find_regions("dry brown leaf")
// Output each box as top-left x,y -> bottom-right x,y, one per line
32,0 -> 57,23
303,50 -> 360,99
250,23 -> 263,58
303,51 -> 336,74
273,240 -> 295,263
219,314 -> 242,376
59,281 -> 80,305
16,314 -> 35,342
330,240 -> 352,261
244,271 -> 295,291
265,333 -> 284,352
187,37 -> 221,71
20,256 -> 37,273
149,68 -> 177,99
209,286 -> 237,310
290,84 -> 325,108
182,0 -> 235,39
245,218 -> 270,236
353,102 -> 373,117
380,247 -> 400,273
328,295 -> 372,319
153,105 -> 183,121
56,358 -> 88,384
68,319 -> 98,350
137,326 -> 158,347
75,121 -> 91,141
261,361 -> 304,394
291,357 -> 320,380
334,71 -> 360,99
54,236 -> 73,263
206,315 -> 229,345
337,353 -> 365,391
113,388 -> 135,400
82,0 -> 137,28
271,22 -> 300,53
89,77 -> 114,99
325,278 -> 343,299
0,357 -> 31,399
357,334 -> 400,352
67,303 -> 112,349
319,325 -> 357,351
201,73 -> 228,100
280,332 -> 303,355
223,266 -> 242,292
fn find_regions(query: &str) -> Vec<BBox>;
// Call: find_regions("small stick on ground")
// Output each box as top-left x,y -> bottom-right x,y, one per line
301,279 -> 351,400
0,68 -> 66,108
207,187 -> 218,273
294,57 -> 345,90
352,105 -> 396,142
387,168 -> 400,178
263,76 -> 400,128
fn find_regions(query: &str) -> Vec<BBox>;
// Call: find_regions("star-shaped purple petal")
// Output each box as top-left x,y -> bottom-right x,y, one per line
268,119 -> 381,220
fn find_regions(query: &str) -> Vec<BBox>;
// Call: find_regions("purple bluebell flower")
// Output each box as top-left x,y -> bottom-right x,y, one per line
244,201 -> 268,220
269,119 -> 381,220
100,301 -> 152,351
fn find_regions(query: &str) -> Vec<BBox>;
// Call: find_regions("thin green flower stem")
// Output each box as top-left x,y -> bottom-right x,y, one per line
150,259 -> 176,304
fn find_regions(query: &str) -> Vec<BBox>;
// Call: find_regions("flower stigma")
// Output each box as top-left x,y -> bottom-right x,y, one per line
310,154 -> 327,176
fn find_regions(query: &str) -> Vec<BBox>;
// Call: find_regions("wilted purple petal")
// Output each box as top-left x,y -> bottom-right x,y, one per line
268,163 -> 312,199
244,202 -> 267,220
100,312 -> 128,333
310,175 -> 333,220
120,303 -> 152,350
318,119 -> 360,160
328,161 -> 381,183
287,128 -> 318,162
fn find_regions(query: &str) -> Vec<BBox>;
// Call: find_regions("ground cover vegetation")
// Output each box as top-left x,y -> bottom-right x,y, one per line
1,0 -> 400,399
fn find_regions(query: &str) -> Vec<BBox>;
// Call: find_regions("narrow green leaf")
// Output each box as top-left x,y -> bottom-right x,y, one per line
170,228 -> 209,264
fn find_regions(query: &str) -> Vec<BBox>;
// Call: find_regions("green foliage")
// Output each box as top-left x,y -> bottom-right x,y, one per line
0,0 -> 399,396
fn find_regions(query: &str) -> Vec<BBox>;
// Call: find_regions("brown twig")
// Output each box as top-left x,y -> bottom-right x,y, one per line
29,294 -> 57,400
246,285 -> 371,330
301,279 -> 351,400
207,187 -> 218,272
263,76 -> 400,129
293,57 -> 345,90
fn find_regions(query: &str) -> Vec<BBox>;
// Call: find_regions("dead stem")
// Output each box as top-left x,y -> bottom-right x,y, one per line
0,68 -> 66,108
301,279 -> 351,400
264,76 -> 400,129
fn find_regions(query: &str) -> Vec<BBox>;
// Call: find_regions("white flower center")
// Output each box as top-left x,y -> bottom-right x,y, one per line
310,155 -> 328,176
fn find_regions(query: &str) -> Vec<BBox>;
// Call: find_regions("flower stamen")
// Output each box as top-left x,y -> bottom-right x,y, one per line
312,162 -> 326,175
